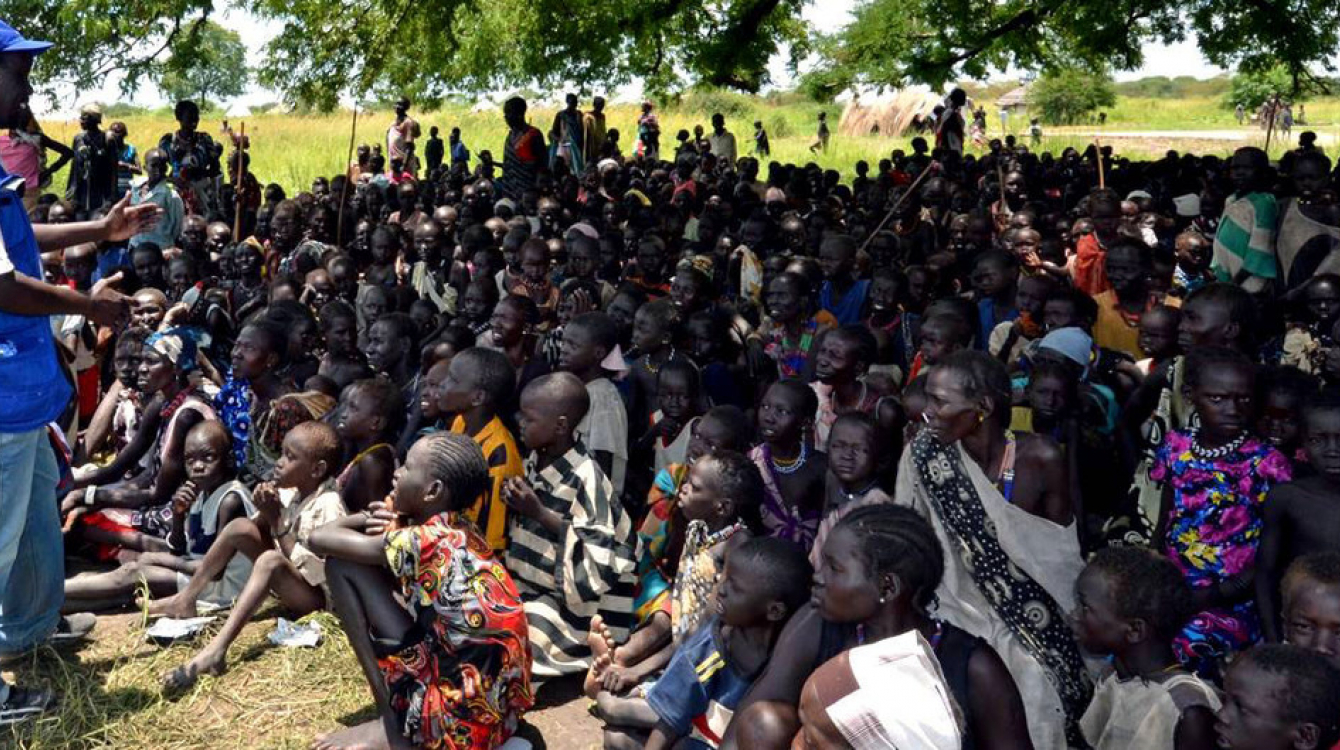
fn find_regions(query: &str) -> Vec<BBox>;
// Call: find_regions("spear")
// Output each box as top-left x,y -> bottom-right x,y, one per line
858,160 -> 938,255
232,122 -> 246,240
337,104 -> 358,249
1094,137 -> 1106,190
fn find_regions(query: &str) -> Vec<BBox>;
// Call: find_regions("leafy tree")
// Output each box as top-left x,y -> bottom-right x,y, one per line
804,0 -> 1339,96
1027,68 -> 1116,125
1224,65 -> 1327,110
2,0 -> 808,108
156,21 -> 249,105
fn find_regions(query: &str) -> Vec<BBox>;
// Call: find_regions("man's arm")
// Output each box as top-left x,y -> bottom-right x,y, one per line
0,271 -> 129,327
32,193 -> 161,252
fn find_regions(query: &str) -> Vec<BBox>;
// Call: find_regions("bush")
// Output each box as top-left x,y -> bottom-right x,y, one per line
1028,68 -> 1117,125
679,88 -> 754,119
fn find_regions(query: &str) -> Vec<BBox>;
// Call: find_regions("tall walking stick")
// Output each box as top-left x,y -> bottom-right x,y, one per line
232,122 -> 247,240
337,104 -> 359,248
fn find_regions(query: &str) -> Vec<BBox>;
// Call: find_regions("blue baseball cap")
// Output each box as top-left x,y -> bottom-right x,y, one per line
0,20 -> 53,55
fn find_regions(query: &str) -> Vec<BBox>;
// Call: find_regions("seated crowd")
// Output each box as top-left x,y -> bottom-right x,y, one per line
23,93 -> 1340,749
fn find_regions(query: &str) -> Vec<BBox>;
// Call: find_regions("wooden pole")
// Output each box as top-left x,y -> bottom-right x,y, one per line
857,160 -> 937,255
337,104 -> 358,249
232,122 -> 246,240
1094,137 -> 1106,190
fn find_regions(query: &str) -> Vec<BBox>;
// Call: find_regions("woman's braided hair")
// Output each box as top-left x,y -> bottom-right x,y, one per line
415,432 -> 490,512
834,505 -> 945,613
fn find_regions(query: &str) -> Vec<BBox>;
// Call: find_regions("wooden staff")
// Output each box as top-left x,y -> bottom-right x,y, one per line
337,104 -> 359,249
857,160 -> 937,255
1094,137 -> 1106,190
232,122 -> 246,240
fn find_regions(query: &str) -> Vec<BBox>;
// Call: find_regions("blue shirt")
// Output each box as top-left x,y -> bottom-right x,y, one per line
646,618 -> 755,749
819,278 -> 870,327
0,166 -> 73,432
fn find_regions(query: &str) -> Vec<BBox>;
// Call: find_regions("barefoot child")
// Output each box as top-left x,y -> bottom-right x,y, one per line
308,432 -> 534,750
599,538 -> 812,750
333,378 -> 400,513
64,422 -> 254,612
750,379 -> 827,552
591,450 -> 764,699
155,421 -> 345,688
436,347 -> 524,550
1073,548 -> 1220,750
1214,645 -> 1340,750
502,372 -> 638,679
1279,553 -> 1340,667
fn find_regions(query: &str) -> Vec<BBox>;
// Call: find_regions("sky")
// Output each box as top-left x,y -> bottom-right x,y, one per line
32,1 -> 1230,118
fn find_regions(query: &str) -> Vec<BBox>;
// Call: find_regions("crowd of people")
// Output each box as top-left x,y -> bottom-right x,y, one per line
4,17 -> 1340,750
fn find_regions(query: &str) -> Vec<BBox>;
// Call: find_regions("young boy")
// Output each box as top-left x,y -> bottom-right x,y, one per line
1135,305 -> 1181,376
1279,552 -> 1340,667
436,347 -> 524,550
1072,547 -> 1220,750
817,234 -> 869,327
559,312 -> 630,497
643,359 -> 704,478
599,537 -> 812,750
1214,644 -> 1340,750
152,421 -> 346,689
1258,391 -> 1340,642
333,378 -> 400,513
63,422 -> 253,612
502,372 -> 638,679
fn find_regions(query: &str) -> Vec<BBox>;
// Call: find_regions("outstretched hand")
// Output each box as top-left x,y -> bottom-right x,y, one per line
88,272 -> 132,328
102,192 -> 163,242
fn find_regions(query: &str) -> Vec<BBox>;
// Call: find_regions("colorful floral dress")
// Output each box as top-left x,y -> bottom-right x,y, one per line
379,512 -> 534,749
758,312 -> 836,379
1150,430 -> 1292,676
633,463 -> 687,624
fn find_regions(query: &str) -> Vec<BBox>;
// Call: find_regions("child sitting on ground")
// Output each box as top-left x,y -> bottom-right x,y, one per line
1278,552 -> 1340,668
436,347 -> 524,551
811,326 -> 883,447
1073,547 -> 1220,750
1214,644 -> 1340,750
638,358 -> 705,480
307,432 -> 534,750
559,311 -> 630,497
501,372 -> 639,679
152,421 -> 346,689
589,449 -> 765,699
628,299 -> 686,438
64,422 -> 254,612
750,379 -> 828,552
333,378 -> 400,513
1258,391 -> 1340,642
597,537 -> 812,750
811,414 -> 890,567
77,326 -> 152,467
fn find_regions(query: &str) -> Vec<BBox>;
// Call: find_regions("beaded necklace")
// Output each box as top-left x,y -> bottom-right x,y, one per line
1189,428 -> 1248,460
768,441 -> 809,475
641,347 -> 676,375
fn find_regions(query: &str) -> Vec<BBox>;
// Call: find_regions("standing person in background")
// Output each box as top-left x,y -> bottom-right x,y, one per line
0,111 -> 71,212
708,113 -> 737,166
584,96 -> 607,166
0,19 -> 162,723
549,93 -> 585,174
498,97 -> 546,203
106,121 -> 140,199
386,96 -> 420,176
66,104 -> 117,219
423,125 -> 444,175
158,100 -> 220,220
753,120 -> 770,157
449,127 -> 470,170
637,101 -> 661,161
1212,147 -> 1278,295
809,112 -> 830,154
129,149 -> 184,251
936,89 -> 967,155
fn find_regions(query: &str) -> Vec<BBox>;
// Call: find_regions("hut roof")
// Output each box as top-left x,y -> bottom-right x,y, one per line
996,86 -> 1029,109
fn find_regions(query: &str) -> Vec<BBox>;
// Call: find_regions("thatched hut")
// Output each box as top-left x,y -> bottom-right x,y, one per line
996,86 -> 1030,111
838,89 -> 945,137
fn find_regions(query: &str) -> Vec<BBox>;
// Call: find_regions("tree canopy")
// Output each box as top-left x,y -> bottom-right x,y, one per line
5,0 -> 1338,107
802,0 -> 1339,99
156,21 -> 248,105
1027,68 -> 1116,125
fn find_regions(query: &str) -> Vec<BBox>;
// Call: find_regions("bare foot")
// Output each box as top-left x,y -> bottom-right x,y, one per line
162,649 -> 226,692
142,592 -> 198,620
583,652 -> 612,699
312,720 -> 392,750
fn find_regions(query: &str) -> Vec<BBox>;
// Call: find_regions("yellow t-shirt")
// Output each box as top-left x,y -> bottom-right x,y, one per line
450,415 -> 524,550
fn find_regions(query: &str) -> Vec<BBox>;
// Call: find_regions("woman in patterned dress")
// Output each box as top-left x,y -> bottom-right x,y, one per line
310,432 -> 533,750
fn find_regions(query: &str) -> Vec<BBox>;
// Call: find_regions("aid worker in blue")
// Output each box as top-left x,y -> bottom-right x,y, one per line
0,20 -> 161,724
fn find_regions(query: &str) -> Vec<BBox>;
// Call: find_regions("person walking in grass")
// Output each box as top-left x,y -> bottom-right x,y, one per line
809,112 -> 830,154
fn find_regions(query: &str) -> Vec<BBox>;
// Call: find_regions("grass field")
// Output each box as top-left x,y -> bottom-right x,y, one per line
33,94 -> 1340,197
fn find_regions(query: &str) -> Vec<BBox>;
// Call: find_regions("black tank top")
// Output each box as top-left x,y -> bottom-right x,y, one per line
815,619 -> 983,750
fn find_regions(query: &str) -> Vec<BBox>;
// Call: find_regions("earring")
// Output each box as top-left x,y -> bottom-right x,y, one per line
976,411 -> 986,424
879,594 -> 887,604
